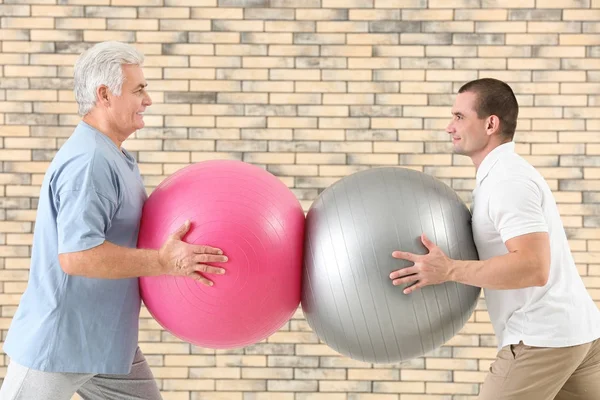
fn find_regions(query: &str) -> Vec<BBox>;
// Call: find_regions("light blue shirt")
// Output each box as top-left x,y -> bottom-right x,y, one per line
4,121 -> 148,374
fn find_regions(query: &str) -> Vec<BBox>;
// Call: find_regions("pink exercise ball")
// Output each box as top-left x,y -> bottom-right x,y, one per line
137,160 -> 305,349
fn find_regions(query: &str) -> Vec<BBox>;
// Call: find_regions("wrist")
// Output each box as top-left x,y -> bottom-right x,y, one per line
151,248 -> 167,276
448,259 -> 460,283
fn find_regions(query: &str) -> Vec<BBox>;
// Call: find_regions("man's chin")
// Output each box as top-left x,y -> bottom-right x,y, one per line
454,150 -> 470,157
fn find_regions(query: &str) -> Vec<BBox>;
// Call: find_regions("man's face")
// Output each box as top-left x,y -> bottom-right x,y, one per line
107,64 -> 152,141
446,91 -> 489,158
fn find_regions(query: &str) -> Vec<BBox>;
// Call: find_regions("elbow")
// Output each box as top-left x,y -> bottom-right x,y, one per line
536,269 -> 549,287
58,253 -> 80,276
535,259 -> 551,287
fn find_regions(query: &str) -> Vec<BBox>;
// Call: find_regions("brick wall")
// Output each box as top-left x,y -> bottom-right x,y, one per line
1,0 -> 599,399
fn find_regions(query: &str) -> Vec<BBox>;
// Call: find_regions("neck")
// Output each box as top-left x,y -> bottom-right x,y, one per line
82,113 -> 122,149
472,139 -> 511,170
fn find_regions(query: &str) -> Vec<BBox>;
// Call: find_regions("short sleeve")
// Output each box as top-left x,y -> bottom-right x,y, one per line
55,155 -> 119,254
488,178 -> 548,243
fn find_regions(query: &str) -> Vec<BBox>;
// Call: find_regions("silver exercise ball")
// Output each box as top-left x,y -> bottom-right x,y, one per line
301,167 -> 481,364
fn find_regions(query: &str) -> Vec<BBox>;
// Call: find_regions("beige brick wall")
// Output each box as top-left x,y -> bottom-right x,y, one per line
1,1 -> 599,398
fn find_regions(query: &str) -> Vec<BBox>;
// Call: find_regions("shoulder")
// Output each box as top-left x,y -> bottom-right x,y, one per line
51,147 -> 120,202
483,153 -> 543,198
482,155 -> 544,207
490,153 -> 536,182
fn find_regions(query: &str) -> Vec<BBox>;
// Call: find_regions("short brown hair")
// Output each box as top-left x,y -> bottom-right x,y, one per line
458,78 -> 519,140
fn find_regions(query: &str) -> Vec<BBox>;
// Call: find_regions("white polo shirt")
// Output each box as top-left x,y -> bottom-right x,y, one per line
471,141 -> 600,350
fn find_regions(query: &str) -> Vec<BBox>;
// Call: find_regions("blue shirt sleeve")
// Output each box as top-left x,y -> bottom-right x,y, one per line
55,153 -> 119,254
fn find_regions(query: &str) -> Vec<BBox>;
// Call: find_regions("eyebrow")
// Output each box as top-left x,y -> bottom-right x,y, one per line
452,111 -> 464,117
134,83 -> 148,90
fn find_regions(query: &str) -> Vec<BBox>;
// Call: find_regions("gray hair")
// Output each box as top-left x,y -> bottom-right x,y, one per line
73,41 -> 144,116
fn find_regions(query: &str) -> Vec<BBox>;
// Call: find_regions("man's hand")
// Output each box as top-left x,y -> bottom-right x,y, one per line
158,220 -> 228,286
389,234 -> 454,294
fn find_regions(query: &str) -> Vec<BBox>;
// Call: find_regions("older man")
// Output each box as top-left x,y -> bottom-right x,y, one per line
0,41 -> 227,399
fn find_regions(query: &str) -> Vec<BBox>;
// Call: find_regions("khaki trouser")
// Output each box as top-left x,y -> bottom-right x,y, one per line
478,338 -> 600,400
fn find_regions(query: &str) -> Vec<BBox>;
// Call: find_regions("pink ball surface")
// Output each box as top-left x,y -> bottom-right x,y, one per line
138,160 -> 305,349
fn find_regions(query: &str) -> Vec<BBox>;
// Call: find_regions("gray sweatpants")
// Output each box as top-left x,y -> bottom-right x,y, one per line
0,347 -> 162,400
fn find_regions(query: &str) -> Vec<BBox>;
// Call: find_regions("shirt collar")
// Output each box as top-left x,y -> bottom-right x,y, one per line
475,141 -> 515,185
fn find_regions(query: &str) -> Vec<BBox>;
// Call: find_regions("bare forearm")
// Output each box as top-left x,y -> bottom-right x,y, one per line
59,241 -> 164,279
450,251 -> 547,290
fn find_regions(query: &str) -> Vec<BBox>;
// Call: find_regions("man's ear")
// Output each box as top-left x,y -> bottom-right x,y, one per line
97,85 -> 110,107
486,115 -> 501,137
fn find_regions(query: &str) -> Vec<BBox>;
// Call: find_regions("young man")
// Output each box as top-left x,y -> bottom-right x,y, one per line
390,78 -> 600,399
0,41 -> 228,399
